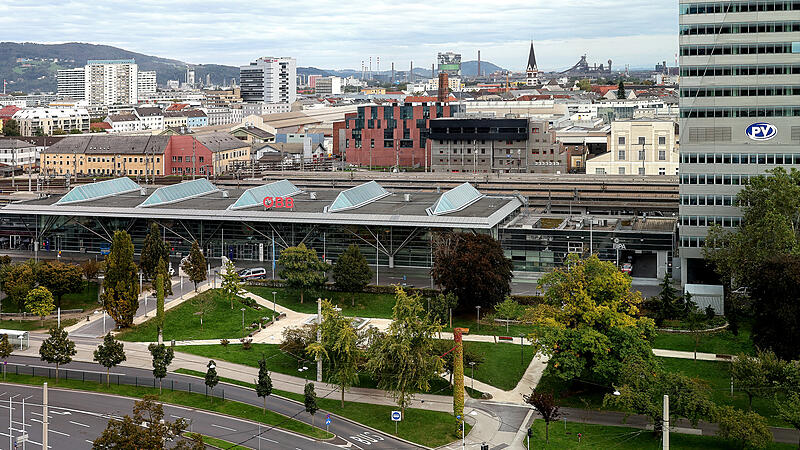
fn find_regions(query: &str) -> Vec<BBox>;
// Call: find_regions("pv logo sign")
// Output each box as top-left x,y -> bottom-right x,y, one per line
746,122 -> 777,141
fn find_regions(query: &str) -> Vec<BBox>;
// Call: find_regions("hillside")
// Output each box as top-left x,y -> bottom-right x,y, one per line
0,42 -> 240,93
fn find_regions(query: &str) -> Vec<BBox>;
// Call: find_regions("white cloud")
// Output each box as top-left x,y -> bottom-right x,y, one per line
0,0 -> 678,69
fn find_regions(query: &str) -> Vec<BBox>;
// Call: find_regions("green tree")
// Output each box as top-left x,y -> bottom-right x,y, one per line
81,259 -> 100,283
69,128 -> 82,134
577,79 -> 591,91
181,240 -> 207,291
0,261 -> 34,310
431,232 -> 513,311
530,254 -> 656,386
140,223 -> 168,282
715,406 -> 773,450
747,254 -> 800,359
304,382 -> 319,427
148,343 -> 175,394
0,334 -> 13,379
523,390 -> 561,443
220,259 -> 242,309
278,243 -> 329,304
1,119 -> 20,136
332,244 -> 372,306
650,272 -> 685,326
434,340 -> 485,385
25,286 -> 55,325
205,360 -> 219,402
101,230 -> 140,327
616,80 -> 626,99
306,299 -> 361,408
775,392 -> 800,449
366,287 -> 443,413
33,127 -> 44,137
39,326 -> 76,382
494,296 -> 524,333
156,256 -> 173,296
93,333 -> 126,386
156,272 -> 165,344
731,350 -> 785,410
256,356 -> 273,413
36,260 -> 83,308
93,396 -> 205,450
428,292 -> 458,327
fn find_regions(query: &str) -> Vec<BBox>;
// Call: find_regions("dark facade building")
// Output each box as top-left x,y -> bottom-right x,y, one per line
428,117 -> 565,173
335,102 -> 463,168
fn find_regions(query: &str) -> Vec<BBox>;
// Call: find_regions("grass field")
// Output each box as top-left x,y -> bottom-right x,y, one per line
184,433 -> 249,450
653,323 -> 754,356
459,340 -> 536,391
0,372 -> 331,440
176,368 -> 469,448
2,281 -> 100,313
0,317 -> 79,332
525,420 -> 794,449
246,286 -> 397,318
116,289 -> 272,342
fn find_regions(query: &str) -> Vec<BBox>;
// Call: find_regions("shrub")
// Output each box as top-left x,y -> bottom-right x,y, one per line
220,339 -> 229,347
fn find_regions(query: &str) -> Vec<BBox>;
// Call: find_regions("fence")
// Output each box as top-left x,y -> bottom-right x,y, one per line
6,363 -> 227,400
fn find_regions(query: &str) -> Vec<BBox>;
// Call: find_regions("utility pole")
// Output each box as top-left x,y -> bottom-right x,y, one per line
663,394 -> 669,450
316,297 -> 322,383
42,383 -> 48,450
192,138 -> 197,180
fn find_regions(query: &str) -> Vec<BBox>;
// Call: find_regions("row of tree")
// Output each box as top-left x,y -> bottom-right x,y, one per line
0,258 -> 85,310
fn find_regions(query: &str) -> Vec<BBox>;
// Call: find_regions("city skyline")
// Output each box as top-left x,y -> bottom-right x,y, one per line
0,0 -> 679,72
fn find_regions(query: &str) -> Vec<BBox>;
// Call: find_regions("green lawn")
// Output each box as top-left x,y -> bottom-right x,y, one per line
246,286 -> 397,318
658,357 -> 788,427
2,281 -> 100,313
534,367 -> 609,411
447,313 -> 536,337
175,368 -> 469,448
0,317 -> 79,332
185,433 -> 249,450
653,324 -> 754,356
459,340 -> 535,391
0,372 -> 331,440
116,289 -> 273,342
525,420 -> 794,449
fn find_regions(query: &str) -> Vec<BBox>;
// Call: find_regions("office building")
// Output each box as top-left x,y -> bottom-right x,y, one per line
240,57 -> 297,104
315,77 -> 342,96
437,52 -> 461,76
137,71 -> 157,98
56,68 -> 86,100
85,59 -> 138,106
586,118 -> 678,176
678,0 -> 800,283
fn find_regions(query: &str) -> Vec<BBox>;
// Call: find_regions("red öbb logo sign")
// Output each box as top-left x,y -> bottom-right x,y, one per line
263,197 -> 294,208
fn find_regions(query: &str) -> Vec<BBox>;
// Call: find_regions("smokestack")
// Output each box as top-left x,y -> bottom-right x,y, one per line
477,50 -> 481,77
437,73 -> 449,102
369,57 -> 372,80
410,61 -> 413,82
391,62 -> 395,84
432,63 -> 435,78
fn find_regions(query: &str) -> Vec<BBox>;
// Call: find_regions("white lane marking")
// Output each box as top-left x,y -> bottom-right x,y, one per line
49,429 -> 70,437
69,420 -> 91,428
211,423 -> 237,432
26,440 -> 50,448
256,436 -> 279,443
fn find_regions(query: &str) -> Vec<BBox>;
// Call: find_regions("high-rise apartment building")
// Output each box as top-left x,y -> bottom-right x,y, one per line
137,71 -> 157,99
678,0 -> 800,283
240,57 -> 297,104
56,68 -> 86,100
85,59 -> 138,106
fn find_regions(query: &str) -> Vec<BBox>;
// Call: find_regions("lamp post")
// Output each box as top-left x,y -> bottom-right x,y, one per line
272,291 -> 277,324
475,305 -> 481,332
519,333 -> 525,369
241,307 -> 247,337
469,361 -> 476,390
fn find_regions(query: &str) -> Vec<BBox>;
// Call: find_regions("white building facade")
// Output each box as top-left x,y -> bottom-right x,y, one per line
586,118 -> 679,176
137,71 -> 157,99
240,57 -> 297,104
85,59 -> 138,106
56,68 -> 86,100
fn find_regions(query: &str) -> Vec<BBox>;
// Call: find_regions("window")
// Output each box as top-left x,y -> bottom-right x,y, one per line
595,168 -> 606,174
659,150 -> 666,160
618,150 -> 626,160
639,150 -> 646,160
618,167 -> 626,175
618,136 -> 625,145
659,168 -> 666,175
638,167 -> 645,175
199,156 -> 204,163
638,137 -> 645,145
659,136 -> 666,145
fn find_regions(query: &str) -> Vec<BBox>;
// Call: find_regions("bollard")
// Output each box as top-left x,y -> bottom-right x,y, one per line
86,315 -> 90,322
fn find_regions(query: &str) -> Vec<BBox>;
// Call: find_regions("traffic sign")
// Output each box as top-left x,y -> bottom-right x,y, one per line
16,433 -> 27,444
391,410 -> 402,421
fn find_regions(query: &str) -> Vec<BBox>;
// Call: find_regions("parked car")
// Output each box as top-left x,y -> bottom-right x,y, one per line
237,267 -> 267,280
621,263 -> 633,274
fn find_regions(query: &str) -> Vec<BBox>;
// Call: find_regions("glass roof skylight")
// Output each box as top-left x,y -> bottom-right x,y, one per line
56,177 -> 140,205
138,178 -> 219,208
228,179 -> 302,210
426,182 -> 484,216
328,181 -> 390,213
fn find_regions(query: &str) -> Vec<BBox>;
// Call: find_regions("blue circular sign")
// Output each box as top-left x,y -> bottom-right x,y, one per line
391,411 -> 402,421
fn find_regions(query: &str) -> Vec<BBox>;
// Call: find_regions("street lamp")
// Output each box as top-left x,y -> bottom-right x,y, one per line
519,333 -> 525,369
475,306 -> 481,331
272,291 -> 277,324
241,307 -> 247,337
469,361 -> 476,390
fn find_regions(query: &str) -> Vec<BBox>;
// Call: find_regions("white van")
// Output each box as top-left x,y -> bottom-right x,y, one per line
237,267 -> 267,280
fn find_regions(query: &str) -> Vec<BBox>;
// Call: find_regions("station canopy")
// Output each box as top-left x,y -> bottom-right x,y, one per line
427,182 -> 484,216
328,180 -> 391,213
139,178 -> 219,208
228,179 -> 302,210
56,177 -> 141,205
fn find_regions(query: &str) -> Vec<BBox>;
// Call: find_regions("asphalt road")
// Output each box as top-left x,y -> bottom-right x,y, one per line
5,354 -> 421,450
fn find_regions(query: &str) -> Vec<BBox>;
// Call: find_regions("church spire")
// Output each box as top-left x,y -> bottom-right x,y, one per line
527,41 -> 538,72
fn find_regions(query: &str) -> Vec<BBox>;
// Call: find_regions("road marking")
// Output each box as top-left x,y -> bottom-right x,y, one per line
49,429 -> 70,437
26,440 -> 50,448
69,420 -> 91,428
211,423 -> 237,432
256,436 -> 279,443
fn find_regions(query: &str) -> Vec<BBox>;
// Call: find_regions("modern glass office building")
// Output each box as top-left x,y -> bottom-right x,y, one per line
678,0 -> 800,283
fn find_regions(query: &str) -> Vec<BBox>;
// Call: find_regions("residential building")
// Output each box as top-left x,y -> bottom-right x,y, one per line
240,57 -> 297,104
163,111 -> 188,129
586,118 -> 678,176
315,77 -> 342,96
184,110 -> 208,129
137,71 -> 157,99
239,102 -> 291,117
85,59 -> 138,106
105,113 -> 141,133
555,124 -> 611,173
134,107 -> 164,130
335,102 -> 463,168
429,117 -> 565,173
231,126 -> 275,144
0,139 -> 37,167
678,0 -> 800,284
0,105 -> 21,128
12,108 -> 90,135
56,68 -> 86,100
196,132 -> 250,173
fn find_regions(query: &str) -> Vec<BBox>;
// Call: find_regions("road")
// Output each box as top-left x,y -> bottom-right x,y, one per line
4,355 -> 421,450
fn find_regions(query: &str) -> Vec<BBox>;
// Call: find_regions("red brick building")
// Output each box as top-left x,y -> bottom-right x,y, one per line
333,101 -> 463,168
164,136 -> 214,176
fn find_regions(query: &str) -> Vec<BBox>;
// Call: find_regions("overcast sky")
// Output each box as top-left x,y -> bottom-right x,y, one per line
0,0 -> 678,71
